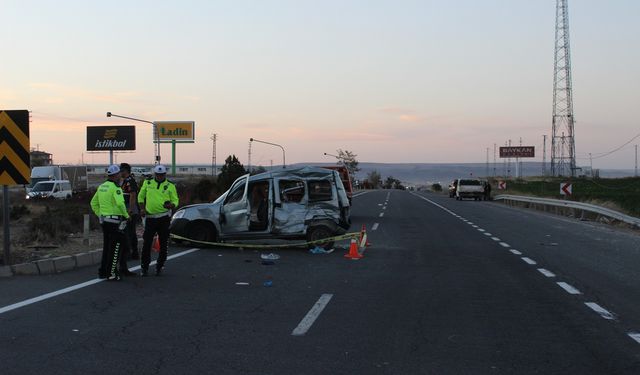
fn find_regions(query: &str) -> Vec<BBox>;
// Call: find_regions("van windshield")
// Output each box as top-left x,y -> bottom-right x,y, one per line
459,179 -> 482,185
33,182 -> 54,192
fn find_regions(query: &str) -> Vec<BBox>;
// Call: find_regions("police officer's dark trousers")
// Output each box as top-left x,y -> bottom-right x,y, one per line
99,222 -> 126,279
141,216 -> 170,271
126,214 -> 139,258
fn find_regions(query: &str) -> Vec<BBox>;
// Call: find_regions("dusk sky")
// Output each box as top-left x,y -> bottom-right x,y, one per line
1,0 -> 639,170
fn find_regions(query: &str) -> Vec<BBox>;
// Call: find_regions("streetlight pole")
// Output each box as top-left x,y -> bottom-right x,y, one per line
250,138 -> 286,168
106,112 -> 160,165
323,152 -> 342,164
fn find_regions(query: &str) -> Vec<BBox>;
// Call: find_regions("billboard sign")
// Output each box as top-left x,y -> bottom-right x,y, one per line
499,146 -> 535,158
155,121 -> 195,142
87,126 -> 136,151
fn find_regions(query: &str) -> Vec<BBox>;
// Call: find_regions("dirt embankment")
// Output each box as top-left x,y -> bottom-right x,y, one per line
0,192 -> 103,265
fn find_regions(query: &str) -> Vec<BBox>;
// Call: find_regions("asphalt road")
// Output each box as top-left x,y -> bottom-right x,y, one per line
1,190 -> 640,374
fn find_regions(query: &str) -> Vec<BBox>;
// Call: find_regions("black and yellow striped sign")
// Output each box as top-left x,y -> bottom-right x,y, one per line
0,110 -> 30,185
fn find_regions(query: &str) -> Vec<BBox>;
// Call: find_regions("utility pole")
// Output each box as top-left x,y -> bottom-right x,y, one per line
493,143 -> 497,177
210,133 -> 217,177
551,0 -> 577,177
247,140 -> 252,173
542,135 -> 547,176
486,148 -> 489,177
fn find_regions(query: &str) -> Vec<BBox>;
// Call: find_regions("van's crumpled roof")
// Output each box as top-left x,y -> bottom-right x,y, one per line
248,166 -> 336,181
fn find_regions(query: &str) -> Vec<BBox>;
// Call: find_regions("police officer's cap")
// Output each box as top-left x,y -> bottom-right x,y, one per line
154,164 -> 167,174
107,164 -> 120,175
119,162 -> 131,172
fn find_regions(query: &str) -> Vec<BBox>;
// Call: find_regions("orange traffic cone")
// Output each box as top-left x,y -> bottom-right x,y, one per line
344,237 -> 363,260
152,235 -> 160,253
359,224 -> 371,248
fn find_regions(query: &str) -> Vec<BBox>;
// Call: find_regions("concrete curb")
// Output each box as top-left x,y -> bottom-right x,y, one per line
1,248 -> 103,278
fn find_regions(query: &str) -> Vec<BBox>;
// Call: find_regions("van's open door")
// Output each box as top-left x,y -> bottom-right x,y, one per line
220,174 -> 250,234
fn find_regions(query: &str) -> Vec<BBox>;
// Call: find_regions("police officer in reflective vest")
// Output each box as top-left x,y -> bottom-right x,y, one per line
90,165 -> 130,280
138,165 -> 179,276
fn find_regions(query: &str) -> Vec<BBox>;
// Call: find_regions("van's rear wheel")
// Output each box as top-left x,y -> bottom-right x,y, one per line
187,221 -> 217,246
306,226 -> 334,250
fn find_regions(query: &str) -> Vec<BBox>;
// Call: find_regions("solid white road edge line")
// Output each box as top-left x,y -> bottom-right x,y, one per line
557,282 -> 582,295
372,223 -> 379,231
537,268 -> 556,277
585,302 -> 616,320
0,248 -> 201,315
292,294 -> 334,336
521,257 -> 537,265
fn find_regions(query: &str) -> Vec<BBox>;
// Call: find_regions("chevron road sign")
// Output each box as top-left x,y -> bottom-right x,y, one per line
560,182 -> 572,196
0,110 -> 30,185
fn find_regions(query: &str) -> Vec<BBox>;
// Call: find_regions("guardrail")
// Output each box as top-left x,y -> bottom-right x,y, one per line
493,194 -> 640,227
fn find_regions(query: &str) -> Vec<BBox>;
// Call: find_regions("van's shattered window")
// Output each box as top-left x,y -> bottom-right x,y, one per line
225,178 -> 246,204
308,180 -> 332,202
279,180 -> 305,203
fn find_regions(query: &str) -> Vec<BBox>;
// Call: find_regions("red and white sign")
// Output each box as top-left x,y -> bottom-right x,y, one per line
560,182 -> 572,196
498,181 -> 506,190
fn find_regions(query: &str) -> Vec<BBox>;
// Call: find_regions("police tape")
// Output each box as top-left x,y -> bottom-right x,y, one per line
170,232 -> 360,249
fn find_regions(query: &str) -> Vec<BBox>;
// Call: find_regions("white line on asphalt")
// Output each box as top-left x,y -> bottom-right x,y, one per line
372,223 -> 379,231
491,237 -> 501,241
472,225 -> 479,228
537,268 -> 556,277
467,222 -> 474,225
629,333 -> 640,344
0,248 -> 201,315
510,249 -> 523,255
483,233 -> 492,236
383,206 -> 387,210
557,282 -> 582,295
292,294 -> 334,336
477,229 -> 485,232
521,257 -> 537,265
499,242 -> 510,248
585,302 -> 616,320
379,212 -> 384,217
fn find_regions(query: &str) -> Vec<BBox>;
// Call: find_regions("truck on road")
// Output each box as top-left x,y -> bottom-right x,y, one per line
455,178 -> 485,201
27,165 -> 88,193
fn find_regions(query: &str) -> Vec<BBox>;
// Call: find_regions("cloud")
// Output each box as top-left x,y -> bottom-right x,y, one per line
28,82 -> 144,104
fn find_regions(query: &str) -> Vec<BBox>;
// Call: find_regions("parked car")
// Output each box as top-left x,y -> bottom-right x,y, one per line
448,180 -> 458,198
455,178 -> 485,200
26,180 -> 73,200
170,166 -> 351,249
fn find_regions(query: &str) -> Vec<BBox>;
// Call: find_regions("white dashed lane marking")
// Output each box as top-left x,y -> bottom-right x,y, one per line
371,223 -> 379,231
585,302 -> 616,320
491,237 -> 500,241
537,268 -> 556,278
379,213 -> 384,217
292,294 -> 333,336
410,192 -> 637,348
557,282 -> 582,295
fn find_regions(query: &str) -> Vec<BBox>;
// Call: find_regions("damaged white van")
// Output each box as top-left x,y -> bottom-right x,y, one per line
170,167 -> 351,249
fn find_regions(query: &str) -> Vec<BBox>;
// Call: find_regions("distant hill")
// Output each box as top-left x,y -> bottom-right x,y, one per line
294,162 -> 636,185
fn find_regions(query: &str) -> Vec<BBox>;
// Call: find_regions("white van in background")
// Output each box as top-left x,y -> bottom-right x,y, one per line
26,180 -> 73,200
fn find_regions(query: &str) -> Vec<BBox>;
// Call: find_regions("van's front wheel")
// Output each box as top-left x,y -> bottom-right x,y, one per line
306,225 -> 335,250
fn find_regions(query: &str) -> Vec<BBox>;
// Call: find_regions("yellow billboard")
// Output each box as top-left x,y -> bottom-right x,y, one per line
154,121 -> 195,141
